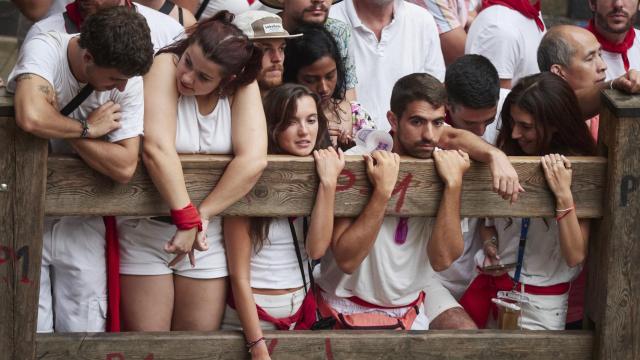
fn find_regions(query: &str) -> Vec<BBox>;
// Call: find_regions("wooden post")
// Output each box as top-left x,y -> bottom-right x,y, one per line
0,89 -> 48,360
589,90 -> 640,360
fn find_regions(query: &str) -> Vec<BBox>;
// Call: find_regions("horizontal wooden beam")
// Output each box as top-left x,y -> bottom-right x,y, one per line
36,330 -> 594,360
45,155 -> 607,217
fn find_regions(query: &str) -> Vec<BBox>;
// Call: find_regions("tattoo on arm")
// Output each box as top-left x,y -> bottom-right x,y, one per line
14,73 -> 33,82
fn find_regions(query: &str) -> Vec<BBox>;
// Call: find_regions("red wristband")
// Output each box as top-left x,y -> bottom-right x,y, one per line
170,202 -> 203,232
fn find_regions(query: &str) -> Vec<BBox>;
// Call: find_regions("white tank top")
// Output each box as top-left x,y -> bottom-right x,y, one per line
250,217 -> 310,289
175,95 -> 232,154
492,217 -> 581,287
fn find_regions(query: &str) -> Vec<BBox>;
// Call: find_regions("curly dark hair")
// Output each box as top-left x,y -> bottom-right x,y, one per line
79,6 -> 154,77
158,11 -> 262,96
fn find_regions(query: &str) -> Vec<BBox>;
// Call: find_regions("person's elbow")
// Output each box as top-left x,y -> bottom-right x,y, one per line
429,242 -> 463,272
111,161 -> 138,184
15,107 -> 43,136
238,152 -> 267,185
565,252 -> 586,268
307,245 -> 327,261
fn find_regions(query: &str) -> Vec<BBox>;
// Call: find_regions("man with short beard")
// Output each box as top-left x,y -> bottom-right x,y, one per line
586,0 -> 640,80
260,0 -> 358,102
233,10 -> 302,96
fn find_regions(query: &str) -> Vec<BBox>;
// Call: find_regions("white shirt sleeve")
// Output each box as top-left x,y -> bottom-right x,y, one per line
466,22 -> 520,80
7,32 -> 61,93
106,76 -> 144,143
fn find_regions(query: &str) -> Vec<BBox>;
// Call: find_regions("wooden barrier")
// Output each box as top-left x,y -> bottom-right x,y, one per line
0,86 -> 639,360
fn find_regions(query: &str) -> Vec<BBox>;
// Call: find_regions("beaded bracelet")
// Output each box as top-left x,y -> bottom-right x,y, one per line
556,206 -> 575,221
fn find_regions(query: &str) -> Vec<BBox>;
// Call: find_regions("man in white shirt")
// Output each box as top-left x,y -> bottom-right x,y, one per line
422,54 -> 509,330
586,0 -> 640,80
465,0 -> 545,89
330,0 -> 445,131
317,73 -> 523,329
24,0 -> 183,53
233,10 -> 302,96
8,6 -> 154,332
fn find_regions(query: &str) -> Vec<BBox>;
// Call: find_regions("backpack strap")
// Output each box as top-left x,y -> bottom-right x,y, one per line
60,84 -> 94,117
178,6 -> 183,25
194,0 -> 209,20
158,0 -> 175,15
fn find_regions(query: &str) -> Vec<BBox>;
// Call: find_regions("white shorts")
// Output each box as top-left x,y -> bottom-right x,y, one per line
38,217 -> 108,333
519,291 -> 569,330
221,287 -> 306,330
118,217 -> 227,279
320,291 -> 430,330
424,271 -> 461,322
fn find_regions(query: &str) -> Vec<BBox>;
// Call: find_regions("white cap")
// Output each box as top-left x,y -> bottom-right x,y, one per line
233,10 -> 302,40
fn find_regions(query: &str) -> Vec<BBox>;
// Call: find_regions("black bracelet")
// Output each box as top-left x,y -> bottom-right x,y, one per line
246,336 -> 265,352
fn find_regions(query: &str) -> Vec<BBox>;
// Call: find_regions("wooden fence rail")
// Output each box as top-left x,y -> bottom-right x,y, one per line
1,88 -> 640,360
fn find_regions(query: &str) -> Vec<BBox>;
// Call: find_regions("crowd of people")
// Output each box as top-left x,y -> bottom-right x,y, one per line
5,0 -> 640,357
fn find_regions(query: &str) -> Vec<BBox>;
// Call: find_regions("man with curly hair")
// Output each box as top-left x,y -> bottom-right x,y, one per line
7,6 -> 153,333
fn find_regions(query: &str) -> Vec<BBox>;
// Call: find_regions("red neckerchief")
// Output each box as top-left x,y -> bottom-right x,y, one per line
65,2 -> 84,29
481,0 -> 544,32
586,19 -> 636,71
65,0 -> 134,29
247,0 -> 256,4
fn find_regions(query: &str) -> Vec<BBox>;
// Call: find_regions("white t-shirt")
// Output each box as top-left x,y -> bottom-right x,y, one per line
24,3 -> 183,53
317,216 -> 435,307
330,0 -> 446,132
197,0 -> 269,19
435,88 -> 508,298
175,95 -> 232,153
250,217 -> 310,289
487,217 -> 581,286
7,31 -> 144,154
465,5 -> 545,87
601,28 -> 640,81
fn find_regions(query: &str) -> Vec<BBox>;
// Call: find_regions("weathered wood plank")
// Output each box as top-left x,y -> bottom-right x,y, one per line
44,155 -> 607,218
36,330 -> 593,360
12,125 -> 48,360
0,86 -> 13,117
0,117 -> 16,360
591,96 -> 640,360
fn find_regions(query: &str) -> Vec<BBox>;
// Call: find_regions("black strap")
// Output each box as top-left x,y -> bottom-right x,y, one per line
60,84 -> 94,116
512,218 -> 530,286
62,11 -> 79,34
178,7 -> 184,25
288,217 -> 309,296
158,0 -> 175,15
194,0 -> 209,20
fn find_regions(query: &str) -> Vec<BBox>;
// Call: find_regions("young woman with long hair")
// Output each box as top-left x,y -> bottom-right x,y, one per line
460,72 -> 596,330
117,11 -> 267,331
222,83 -> 343,359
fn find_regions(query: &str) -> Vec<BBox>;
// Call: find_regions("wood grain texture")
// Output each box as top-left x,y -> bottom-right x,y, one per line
602,89 -> 640,118
35,330 -> 593,360
0,117 -> 16,360
12,126 -> 48,360
44,155 -> 607,218
0,87 -> 13,117
591,104 -> 640,360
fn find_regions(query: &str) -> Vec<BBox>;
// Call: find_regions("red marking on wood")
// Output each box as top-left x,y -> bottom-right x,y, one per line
244,194 -> 252,205
267,338 -> 278,355
336,170 -> 356,192
106,353 -> 125,360
392,173 -> 413,212
325,338 -> 334,360
143,354 -> 154,360
19,277 -> 32,285
0,245 -> 14,264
